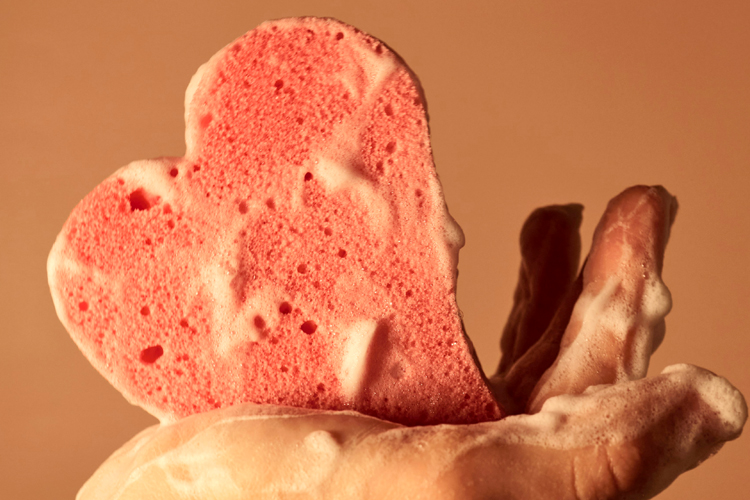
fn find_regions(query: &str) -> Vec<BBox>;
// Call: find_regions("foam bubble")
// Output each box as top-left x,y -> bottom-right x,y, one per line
185,50 -> 224,158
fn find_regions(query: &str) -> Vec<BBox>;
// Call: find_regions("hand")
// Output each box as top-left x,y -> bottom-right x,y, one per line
78,186 -> 746,500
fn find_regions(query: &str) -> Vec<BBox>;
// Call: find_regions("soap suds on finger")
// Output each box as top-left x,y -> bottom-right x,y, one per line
528,186 -> 677,412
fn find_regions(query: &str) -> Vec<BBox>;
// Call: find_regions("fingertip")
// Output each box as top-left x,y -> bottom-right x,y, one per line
520,203 -> 583,256
650,185 -> 679,228
661,364 -> 748,440
524,203 -> 584,229
584,184 -> 677,294
600,185 -> 675,229
557,203 -> 584,228
645,185 -> 679,245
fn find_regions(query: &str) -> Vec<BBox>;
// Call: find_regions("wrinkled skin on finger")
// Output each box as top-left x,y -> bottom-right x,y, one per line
77,186 -> 747,500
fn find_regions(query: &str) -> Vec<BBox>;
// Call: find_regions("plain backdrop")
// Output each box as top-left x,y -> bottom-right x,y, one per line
2,1 -> 748,498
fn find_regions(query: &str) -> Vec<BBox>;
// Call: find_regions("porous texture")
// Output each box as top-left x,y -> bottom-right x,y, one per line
48,17 -> 503,425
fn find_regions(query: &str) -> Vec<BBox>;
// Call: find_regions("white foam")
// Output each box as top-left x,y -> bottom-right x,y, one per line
339,28 -> 398,105
116,158 -> 180,208
664,364 -> 748,435
339,320 -> 378,399
360,49 -> 397,98
315,157 -> 359,191
184,47 -> 224,159
158,449 -> 242,497
47,237 -> 83,325
640,274 -> 672,323
530,248 -> 675,411
533,276 -> 631,402
431,174 -> 465,289
217,287 -> 287,354
313,154 -> 393,239
198,247 -> 288,356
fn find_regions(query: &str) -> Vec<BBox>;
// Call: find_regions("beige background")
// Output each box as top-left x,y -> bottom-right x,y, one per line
2,0 -> 748,498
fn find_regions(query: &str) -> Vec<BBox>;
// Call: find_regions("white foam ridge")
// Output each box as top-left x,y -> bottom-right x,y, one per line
339,320 -> 379,399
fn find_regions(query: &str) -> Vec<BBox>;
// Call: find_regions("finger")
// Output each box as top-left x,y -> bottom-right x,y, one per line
527,185 -> 677,413
497,204 -> 583,375
438,364 -> 746,500
492,269 -> 583,414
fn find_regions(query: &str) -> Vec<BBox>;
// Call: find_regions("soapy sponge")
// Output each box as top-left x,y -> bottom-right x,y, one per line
48,17 -> 503,426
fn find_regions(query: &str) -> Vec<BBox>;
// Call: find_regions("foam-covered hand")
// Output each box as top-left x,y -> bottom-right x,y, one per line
78,185 -> 746,500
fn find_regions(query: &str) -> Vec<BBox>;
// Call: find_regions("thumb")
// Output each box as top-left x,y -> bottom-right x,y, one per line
437,364 -> 746,500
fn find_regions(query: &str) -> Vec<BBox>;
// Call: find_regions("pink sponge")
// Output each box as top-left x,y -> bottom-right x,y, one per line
48,17 -> 503,426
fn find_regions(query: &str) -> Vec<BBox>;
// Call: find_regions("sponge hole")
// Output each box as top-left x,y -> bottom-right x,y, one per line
129,189 -> 152,211
140,345 -> 164,364
254,315 -> 266,329
301,321 -> 317,335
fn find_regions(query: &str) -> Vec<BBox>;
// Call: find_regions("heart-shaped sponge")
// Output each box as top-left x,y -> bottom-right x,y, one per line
48,17 -> 503,426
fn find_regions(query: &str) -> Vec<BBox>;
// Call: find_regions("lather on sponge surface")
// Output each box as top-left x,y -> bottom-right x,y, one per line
48,17 -> 503,426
